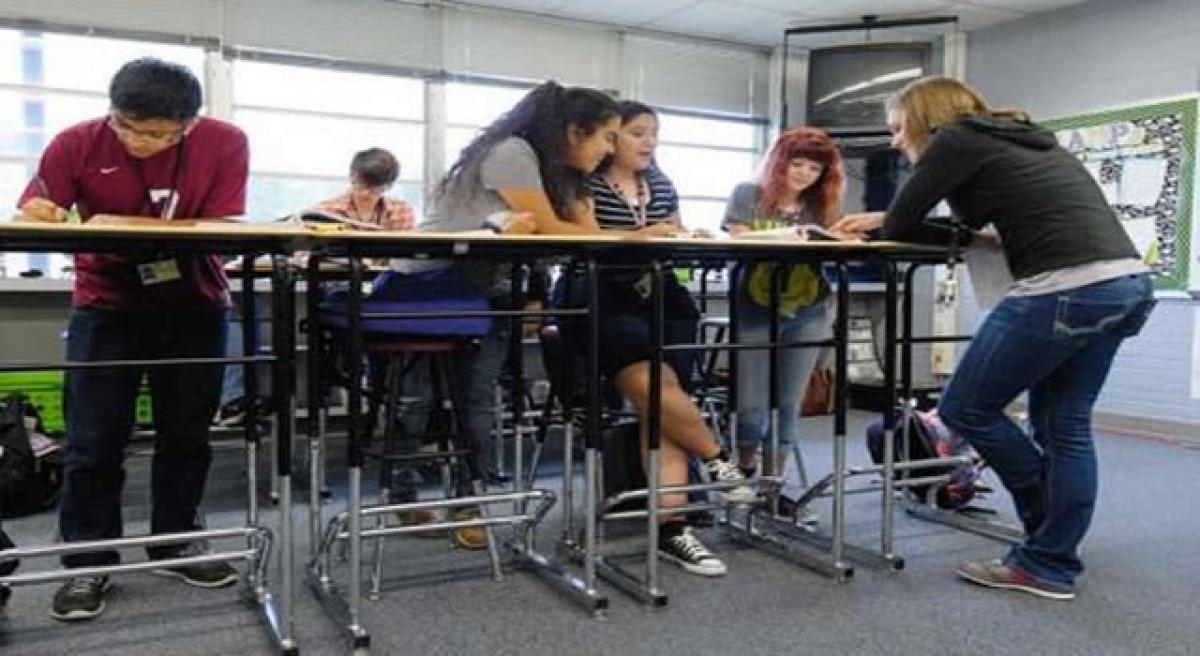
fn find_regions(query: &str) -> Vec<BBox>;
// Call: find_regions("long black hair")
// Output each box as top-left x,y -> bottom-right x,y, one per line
594,100 -> 658,176
441,81 -> 618,218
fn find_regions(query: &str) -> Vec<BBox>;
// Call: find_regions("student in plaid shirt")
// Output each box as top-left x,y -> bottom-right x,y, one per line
314,147 -> 415,230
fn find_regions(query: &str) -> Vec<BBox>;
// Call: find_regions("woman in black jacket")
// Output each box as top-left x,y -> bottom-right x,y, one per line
835,76 -> 1156,601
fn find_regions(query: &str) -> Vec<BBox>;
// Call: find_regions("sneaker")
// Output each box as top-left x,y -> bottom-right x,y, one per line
50,575 -> 111,622
151,560 -> 240,589
777,496 -> 820,527
397,509 -> 445,539
658,526 -> 727,577
451,508 -> 488,551
704,458 -> 758,505
955,559 -> 1076,601
214,396 -> 270,428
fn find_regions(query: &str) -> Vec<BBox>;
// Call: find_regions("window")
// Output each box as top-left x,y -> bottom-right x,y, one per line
654,112 -> 763,234
0,28 -> 205,276
233,60 -> 426,220
444,81 -> 532,168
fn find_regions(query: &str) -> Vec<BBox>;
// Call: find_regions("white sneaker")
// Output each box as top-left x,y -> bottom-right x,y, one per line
705,458 -> 758,505
658,527 -> 727,577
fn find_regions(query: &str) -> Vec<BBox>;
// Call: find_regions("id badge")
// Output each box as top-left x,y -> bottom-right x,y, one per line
632,272 -> 653,300
137,259 -> 182,285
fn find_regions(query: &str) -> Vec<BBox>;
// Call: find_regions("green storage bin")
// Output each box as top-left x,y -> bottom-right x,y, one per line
0,371 -> 153,434
0,371 -> 65,434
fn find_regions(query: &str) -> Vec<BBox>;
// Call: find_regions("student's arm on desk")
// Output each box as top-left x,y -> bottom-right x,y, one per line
496,188 -> 602,235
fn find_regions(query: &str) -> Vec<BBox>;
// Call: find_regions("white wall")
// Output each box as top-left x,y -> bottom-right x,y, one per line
0,0 -> 771,117
967,0 -> 1200,426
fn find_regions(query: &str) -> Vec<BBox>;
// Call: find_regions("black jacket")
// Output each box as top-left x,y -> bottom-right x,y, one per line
881,115 -> 1138,280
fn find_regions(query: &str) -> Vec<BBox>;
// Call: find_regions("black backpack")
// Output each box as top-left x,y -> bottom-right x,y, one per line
0,395 -> 63,519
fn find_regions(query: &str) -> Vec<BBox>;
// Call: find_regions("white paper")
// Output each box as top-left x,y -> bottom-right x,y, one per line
1121,216 -> 1159,260
738,227 -> 800,240
964,243 -> 1014,311
1118,157 -> 1167,207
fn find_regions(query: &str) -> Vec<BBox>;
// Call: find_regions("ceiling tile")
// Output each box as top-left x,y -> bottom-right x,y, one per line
646,0 -> 785,41
795,0 -> 958,20
453,0 -> 1102,48
564,0 -> 698,26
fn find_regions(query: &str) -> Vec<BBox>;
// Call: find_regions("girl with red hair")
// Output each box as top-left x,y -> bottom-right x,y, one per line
721,127 -> 844,525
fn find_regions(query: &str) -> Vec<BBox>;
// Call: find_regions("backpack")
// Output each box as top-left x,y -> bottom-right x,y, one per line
866,409 -> 980,509
0,395 -> 64,519
320,268 -> 491,338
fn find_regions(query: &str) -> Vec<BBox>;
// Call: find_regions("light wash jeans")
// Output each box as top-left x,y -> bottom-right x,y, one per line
734,292 -> 834,500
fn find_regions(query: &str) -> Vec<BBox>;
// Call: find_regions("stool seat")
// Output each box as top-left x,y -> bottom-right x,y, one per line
363,336 -> 477,354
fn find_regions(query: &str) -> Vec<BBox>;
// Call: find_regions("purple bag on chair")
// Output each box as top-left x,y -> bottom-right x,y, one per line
320,268 -> 491,338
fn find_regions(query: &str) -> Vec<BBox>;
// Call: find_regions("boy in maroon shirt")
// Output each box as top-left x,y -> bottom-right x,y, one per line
17,58 -> 248,622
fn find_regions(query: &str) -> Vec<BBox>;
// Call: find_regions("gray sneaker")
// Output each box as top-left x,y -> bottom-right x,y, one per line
50,575 -> 112,622
955,558 -> 1076,601
151,560 -> 240,588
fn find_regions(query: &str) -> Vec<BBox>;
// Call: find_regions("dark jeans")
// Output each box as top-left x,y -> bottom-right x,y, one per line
938,274 -> 1155,586
59,308 -> 227,567
397,298 -> 512,498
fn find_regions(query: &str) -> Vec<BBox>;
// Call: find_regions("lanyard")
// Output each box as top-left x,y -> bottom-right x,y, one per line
131,136 -> 188,220
606,174 -> 649,228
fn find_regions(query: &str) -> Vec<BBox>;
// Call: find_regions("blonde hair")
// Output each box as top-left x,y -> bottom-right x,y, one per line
885,76 -> 1028,155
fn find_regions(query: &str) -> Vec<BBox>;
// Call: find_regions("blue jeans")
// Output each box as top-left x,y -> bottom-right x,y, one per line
221,298 -> 270,406
60,308 -> 227,567
735,293 -> 834,499
938,274 -> 1155,586
400,298 -> 511,495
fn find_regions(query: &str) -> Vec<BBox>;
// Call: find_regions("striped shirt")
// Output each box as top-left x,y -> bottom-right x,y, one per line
586,166 -> 679,231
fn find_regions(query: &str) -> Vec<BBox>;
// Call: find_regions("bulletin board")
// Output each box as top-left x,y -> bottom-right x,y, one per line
1044,96 -> 1198,292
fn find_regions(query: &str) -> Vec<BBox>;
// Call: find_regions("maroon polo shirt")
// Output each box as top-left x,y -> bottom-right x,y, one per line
18,116 -> 249,311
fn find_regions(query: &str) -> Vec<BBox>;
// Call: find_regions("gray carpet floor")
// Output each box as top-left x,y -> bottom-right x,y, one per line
2,411 -> 1198,656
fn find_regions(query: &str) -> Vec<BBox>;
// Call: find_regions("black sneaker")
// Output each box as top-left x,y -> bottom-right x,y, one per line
151,560 -> 240,588
50,575 -> 111,622
658,526 -> 727,577
214,396 -> 270,428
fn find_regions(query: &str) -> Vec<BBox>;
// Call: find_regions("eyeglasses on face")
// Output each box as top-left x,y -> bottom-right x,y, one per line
107,111 -> 189,144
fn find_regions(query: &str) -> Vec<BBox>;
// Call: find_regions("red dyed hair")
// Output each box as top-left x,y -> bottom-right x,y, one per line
756,127 -> 844,226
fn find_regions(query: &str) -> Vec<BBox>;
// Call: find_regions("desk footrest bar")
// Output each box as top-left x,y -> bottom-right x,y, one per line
725,519 -> 854,581
352,489 -> 554,519
848,455 -> 974,475
0,526 -> 261,560
508,542 -> 609,616
603,502 -> 727,522
593,555 -> 668,607
750,514 -> 904,573
2,549 -> 257,587
338,514 -> 538,541
601,477 -> 774,511
903,500 -> 1025,544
